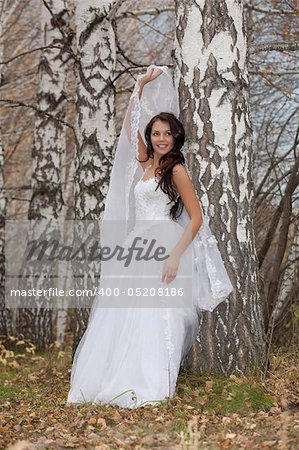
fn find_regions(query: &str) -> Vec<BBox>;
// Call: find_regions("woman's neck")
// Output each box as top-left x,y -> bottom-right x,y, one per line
152,153 -> 162,170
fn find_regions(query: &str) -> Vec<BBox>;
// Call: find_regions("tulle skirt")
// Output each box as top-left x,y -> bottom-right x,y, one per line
67,221 -> 200,408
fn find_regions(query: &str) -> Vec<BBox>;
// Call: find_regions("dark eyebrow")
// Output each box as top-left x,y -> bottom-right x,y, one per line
152,129 -> 171,132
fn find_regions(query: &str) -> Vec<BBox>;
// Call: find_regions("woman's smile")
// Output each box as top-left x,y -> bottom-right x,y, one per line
151,119 -> 174,154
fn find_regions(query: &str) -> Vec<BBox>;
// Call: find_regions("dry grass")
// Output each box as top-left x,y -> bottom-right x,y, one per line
0,339 -> 298,449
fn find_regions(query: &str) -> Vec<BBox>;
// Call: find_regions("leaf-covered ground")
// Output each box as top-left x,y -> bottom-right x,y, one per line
0,338 -> 298,449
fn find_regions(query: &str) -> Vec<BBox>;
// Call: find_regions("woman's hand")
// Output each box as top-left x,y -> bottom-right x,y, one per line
161,252 -> 180,285
139,67 -> 163,89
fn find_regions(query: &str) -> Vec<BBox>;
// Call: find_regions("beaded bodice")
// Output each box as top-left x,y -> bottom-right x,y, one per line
134,169 -> 171,221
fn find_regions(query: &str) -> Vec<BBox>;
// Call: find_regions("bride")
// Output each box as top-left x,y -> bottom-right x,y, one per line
67,66 -> 233,408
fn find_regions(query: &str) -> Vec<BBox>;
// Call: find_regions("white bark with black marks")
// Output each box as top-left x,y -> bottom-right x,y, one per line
17,0 -> 72,350
29,0 -> 70,219
72,0 -> 116,352
173,0 -> 266,374
75,0 -> 116,219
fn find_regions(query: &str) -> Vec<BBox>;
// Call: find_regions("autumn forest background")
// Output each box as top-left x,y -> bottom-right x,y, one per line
0,0 -> 298,449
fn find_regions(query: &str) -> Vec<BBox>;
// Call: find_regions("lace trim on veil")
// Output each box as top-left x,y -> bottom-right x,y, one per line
124,67 -> 233,314
126,89 -> 141,222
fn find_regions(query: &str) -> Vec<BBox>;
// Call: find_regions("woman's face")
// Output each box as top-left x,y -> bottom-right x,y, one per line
150,119 -> 174,156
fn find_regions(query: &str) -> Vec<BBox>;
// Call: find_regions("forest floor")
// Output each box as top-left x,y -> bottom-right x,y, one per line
0,338 -> 298,450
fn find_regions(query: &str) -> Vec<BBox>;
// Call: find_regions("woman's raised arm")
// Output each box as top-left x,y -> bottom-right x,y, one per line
122,68 -> 163,169
137,68 -> 163,170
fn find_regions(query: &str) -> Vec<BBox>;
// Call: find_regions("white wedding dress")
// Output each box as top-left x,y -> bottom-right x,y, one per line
67,167 -> 200,408
67,65 -> 233,408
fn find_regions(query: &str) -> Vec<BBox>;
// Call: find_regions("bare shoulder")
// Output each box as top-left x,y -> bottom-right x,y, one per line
172,162 -> 196,199
172,163 -> 192,185
172,163 -> 202,220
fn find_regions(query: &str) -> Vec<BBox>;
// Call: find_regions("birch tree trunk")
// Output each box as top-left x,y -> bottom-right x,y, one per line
173,0 -> 266,374
16,0 -> 70,349
29,0 -> 70,220
74,0 -> 116,219
72,0 -> 116,351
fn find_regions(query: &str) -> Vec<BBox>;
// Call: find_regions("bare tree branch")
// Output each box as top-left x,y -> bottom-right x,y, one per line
6,186 -> 31,190
256,168 -> 293,210
125,14 -> 173,40
245,2 -> 297,15
0,45 -> 64,65
255,113 -> 299,198
108,0 -> 127,20
115,7 -> 174,19
0,98 -> 76,133
251,41 -> 299,54
258,148 -> 299,269
249,70 -> 299,76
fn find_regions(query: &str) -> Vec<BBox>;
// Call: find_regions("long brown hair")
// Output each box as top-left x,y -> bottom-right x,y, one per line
139,112 -> 185,220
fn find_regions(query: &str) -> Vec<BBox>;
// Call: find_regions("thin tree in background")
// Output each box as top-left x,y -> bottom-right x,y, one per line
0,125 -> 8,338
245,1 -> 299,344
0,0 -> 12,338
173,0 -> 266,374
272,223 -> 299,346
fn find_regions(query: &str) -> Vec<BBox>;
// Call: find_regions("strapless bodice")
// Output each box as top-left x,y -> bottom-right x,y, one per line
134,176 -> 172,221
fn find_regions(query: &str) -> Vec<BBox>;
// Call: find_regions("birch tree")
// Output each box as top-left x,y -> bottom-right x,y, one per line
28,0 -> 68,220
173,0 -> 266,374
74,0 -> 116,219
16,0 -> 71,349
72,0 -> 116,349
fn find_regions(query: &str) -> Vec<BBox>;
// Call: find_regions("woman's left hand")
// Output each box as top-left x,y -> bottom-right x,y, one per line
140,67 -> 163,87
161,253 -> 180,284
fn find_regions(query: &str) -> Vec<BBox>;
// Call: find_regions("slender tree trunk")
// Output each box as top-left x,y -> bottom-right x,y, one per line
272,220 -> 299,330
173,0 -> 266,374
72,0 -> 116,352
0,0 -> 6,337
263,152 -> 299,330
0,0 -> 13,338
0,126 -> 10,338
16,0 -> 71,349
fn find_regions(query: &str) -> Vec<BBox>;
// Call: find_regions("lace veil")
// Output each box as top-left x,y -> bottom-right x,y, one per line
103,65 -> 233,312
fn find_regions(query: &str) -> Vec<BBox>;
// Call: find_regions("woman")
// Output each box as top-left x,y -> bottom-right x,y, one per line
67,66 -> 233,408
136,68 -> 203,286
